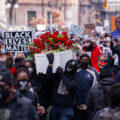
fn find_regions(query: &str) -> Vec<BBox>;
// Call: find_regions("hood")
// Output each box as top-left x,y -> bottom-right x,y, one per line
99,77 -> 115,86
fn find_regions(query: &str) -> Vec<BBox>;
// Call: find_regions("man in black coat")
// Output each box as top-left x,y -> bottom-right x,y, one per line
0,69 -> 39,120
87,68 -> 115,120
46,53 -> 78,120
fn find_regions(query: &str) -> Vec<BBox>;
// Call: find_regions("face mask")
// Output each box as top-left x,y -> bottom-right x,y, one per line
0,89 -> 9,103
65,60 -> 77,76
28,68 -> 33,73
98,61 -> 107,71
1,49 -> 6,54
80,61 -> 89,69
17,80 -> 28,91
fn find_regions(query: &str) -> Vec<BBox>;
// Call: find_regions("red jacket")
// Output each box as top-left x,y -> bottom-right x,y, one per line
83,44 -> 102,72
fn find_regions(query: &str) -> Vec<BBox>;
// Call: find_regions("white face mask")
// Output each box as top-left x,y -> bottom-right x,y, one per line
28,68 -> 33,73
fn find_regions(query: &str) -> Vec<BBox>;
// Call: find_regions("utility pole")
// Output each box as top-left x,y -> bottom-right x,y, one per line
42,0 -> 44,17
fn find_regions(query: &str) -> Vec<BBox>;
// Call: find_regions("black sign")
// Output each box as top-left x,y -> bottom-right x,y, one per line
4,31 -> 32,52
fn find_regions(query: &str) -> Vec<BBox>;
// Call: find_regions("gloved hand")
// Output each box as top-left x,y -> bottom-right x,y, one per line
46,53 -> 54,64
56,66 -> 64,77
76,52 -> 80,57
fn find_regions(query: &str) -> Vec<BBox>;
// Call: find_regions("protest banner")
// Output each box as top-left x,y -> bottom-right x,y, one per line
4,31 -> 32,52
35,50 -> 73,74
69,24 -> 84,37
83,23 -> 95,35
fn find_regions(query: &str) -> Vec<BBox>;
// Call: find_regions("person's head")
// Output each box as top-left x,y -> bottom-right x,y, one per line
79,54 -> 90,69
99,36 -> 105,42
84,39 -> 94,51
98,55 -> 108,71
112,38 -> 118,47
25,60 -> 36,76
15,67 -> 29,92
115,16 -> 120,30
15,52 -> 25,60
0,43 -> 6,55
108,83 -> 120,108
0,70 -> 14,103
99,68 -> 114,80
65,59 -> 78,76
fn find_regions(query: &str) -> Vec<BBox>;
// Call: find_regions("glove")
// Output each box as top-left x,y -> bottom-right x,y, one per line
76,52 -> 80,57
56,66 -> 64,77
46,53 -> 54,64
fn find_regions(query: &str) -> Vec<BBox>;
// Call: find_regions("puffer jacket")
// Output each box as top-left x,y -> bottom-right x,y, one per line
87,77 -> 115,120
75,66 -> 98,105
0,91 -> 39,120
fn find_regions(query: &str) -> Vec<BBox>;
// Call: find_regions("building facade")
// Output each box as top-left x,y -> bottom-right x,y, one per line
5,0 -> 120,28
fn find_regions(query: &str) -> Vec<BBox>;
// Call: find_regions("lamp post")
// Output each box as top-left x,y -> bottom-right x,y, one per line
6,0 -> 19,25
14,4 -> 19,25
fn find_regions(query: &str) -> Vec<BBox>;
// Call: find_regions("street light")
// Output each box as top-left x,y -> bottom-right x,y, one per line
14,4 -> 19,25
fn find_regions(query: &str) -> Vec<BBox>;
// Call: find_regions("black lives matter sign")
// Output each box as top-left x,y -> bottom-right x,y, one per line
4,31 -> 32,52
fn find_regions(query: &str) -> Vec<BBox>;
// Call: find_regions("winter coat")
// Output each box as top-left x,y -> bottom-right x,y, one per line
83,44 -> 102,72
93,107 -> 120,120
21,90 -> 39,108
75,66 -> 98,105
87,77 -> 115,120
110,42 -> 120,66
0,91 -> 39,120
46,66 -> 78,107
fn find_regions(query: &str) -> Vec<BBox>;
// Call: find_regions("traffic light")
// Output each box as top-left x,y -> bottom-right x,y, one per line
103,0 -> 108,9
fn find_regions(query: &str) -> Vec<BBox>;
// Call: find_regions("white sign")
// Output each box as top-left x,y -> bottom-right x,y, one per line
4,31 -> 32,52
96,26 -> 104,33
69,24 -> 84,37
35,50 -> 73,74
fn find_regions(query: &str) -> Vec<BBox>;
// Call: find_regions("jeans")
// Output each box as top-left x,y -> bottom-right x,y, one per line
50,106 -> 74,120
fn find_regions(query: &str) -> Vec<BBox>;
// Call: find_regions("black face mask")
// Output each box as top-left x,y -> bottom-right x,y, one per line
65,61 -> 77,76
0,89 -> 9,103
80,61 -> 89,69
84,44 -> 94,51
17,80 -> 28,92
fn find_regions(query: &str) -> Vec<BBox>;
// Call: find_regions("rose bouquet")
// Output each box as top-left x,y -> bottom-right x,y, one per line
29,31 -> 80,58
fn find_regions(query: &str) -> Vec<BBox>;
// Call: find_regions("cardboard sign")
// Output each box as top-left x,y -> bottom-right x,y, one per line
4,31 -> 32,52
69,24 -> 84,37
83,23 -> 95,35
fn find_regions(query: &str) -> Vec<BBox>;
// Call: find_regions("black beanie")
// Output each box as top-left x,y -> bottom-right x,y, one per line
99,68 -> 113,80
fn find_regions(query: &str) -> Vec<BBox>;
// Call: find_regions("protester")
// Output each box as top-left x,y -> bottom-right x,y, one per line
93,83 -> 120,120
110,38 -> 120,71
14,52 -> 26,65
83,39 -> 102,72
87,68 -> 115,120
0,69 -> 39,120
74,54 -> 98,120
0,43 -> 13,70
14,65 -> 45,116
46,53 -> 78,120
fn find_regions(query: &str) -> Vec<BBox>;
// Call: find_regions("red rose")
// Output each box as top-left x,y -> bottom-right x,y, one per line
10,67 -> 16,74
66,46 -> 70,49
36,49 -> 40,53
40,34 -> 47,41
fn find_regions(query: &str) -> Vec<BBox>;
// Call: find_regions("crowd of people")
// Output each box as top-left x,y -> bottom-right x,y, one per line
1,27 -> 120,120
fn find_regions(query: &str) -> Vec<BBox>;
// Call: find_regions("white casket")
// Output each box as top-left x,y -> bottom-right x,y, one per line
35,50 -> 74,74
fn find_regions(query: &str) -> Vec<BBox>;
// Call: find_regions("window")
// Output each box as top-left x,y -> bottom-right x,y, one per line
47,11 -> 52,24
27,11 -> 36,26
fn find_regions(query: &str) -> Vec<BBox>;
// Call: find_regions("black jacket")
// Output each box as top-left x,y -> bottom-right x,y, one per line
110,42 -> 120,66
87,77 -> 115,120
21,90 -> 39,108
46,66 -> 78,107
0,91 -> 39,120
